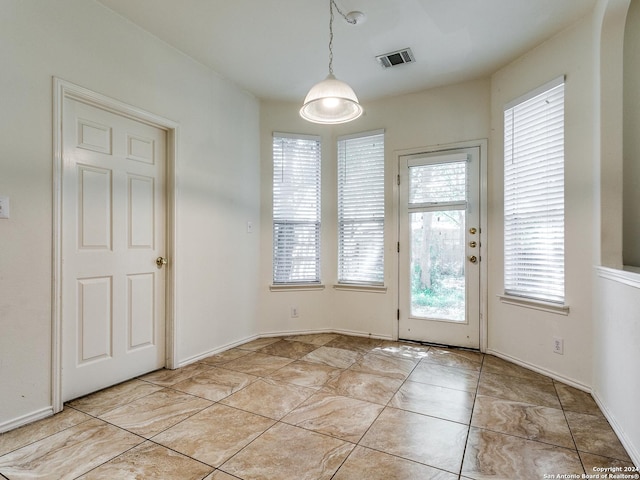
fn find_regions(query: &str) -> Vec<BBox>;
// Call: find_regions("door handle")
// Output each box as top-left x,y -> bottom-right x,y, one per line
468,255 -> 478,264
156,256 -> 168,268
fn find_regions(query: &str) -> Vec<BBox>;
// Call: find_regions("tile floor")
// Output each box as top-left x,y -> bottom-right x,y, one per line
0,334 -> 635,479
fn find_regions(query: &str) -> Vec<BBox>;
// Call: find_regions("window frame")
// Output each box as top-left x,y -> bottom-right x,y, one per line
272,132 -> 322,286
502,76 -> 567,307
336,129 -> 385,287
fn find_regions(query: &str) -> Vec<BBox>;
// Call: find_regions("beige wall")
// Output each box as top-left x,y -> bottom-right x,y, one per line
487,15 -> 597,388
259,79 -> 491,340
0,0 -> 261,429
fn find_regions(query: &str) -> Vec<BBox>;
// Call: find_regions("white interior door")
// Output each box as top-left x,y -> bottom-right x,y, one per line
61,97 -> 167,401
398,147 -> 481,348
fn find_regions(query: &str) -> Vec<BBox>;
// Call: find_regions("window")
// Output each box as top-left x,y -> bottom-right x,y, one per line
337,130 -> 385,285
504,77 -> 565,303
272,133 -> 321,284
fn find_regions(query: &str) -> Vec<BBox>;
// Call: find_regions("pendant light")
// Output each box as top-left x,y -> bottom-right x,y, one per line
300,0 -> 364,124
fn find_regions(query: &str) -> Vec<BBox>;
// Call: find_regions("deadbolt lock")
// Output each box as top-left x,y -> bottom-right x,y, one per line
469,227 -> 477,235
469,241 -> 477,248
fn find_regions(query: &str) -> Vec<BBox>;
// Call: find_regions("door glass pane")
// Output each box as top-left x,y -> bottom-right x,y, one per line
409,161 -> 467,204
410,210 -> 466,321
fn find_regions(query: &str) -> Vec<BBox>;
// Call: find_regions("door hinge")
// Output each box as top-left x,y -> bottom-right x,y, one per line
397,308 -> 400,320
397,242 -> 400,253
397,174 -> 400,186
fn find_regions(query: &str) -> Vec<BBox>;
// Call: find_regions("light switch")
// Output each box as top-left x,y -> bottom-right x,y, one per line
0,196 -> 9,219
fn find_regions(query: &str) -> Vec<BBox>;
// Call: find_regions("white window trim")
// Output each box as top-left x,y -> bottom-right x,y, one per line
498,294 -> 570,315
504,75 -> 565,110
503,76 -> 566,305
336,129 -> 385,287
333,284 -> 388,293
272,132 -> 322,285
270,283 -> 326,292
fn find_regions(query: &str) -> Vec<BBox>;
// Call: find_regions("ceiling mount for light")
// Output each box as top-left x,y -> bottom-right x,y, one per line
300,0 -> 364,125
345,10 -> 366,25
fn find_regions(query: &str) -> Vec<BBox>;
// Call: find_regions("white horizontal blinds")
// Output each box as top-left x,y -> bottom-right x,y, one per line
273,133 -> 321,284
337,131 -> 385,284
504,78 -> 565,303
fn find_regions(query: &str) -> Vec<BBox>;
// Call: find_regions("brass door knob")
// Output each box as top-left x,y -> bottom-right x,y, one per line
156,257 -> 168,268
468,255 -> 478,264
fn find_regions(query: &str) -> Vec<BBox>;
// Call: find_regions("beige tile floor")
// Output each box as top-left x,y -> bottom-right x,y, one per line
0,334 -> 636,479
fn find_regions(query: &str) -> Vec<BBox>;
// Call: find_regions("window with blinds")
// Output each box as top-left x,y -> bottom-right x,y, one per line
272,133 -> 321,284
504,77 -> 565,303
337,130 -> 385,285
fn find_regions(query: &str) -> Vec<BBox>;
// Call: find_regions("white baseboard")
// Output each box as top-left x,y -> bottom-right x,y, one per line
177,328 -> 394,368
177,334 -> 261,367
260,327 -> 393,342
0,406 -> 54,434
331,328 -> 394,341
471,349 -> 639,467
592,390 -> 640,468
259,327 -> 336,338
485,349 -> 591,392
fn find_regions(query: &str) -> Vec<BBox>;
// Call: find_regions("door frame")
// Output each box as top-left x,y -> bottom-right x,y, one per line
51,77 -> 179,412
394,139 -> 488,352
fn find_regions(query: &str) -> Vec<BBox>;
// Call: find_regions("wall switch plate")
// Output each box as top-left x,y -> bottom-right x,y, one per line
0,196 -> 9,219
553,337 -> 564,355
246,221 -> 253,233
291,306 -> 299,318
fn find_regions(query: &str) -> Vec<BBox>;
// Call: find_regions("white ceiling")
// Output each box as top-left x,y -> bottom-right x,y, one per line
96,0 -> 596,103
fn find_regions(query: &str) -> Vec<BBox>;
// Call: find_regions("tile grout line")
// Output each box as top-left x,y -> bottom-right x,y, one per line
3,334 -> 631,478
554,378 -> 588,476
456,349 -> 485,478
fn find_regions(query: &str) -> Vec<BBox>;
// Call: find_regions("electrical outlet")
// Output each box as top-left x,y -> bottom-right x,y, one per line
290,306 -> 299,318
553,337 -> 564,355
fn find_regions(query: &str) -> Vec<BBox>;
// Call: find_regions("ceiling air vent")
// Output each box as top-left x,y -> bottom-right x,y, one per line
376,48 -> 415,68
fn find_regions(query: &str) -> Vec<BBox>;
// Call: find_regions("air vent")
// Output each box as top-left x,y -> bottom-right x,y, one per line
376,48 -> 415,68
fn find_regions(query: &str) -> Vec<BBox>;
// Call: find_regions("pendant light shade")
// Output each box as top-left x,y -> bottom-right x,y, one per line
300,74 -> 363,124
300,0 -> 364,124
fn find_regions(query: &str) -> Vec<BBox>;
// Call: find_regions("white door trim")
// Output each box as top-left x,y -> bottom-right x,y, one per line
52,77 -> 179,412
394,139 -> 488,352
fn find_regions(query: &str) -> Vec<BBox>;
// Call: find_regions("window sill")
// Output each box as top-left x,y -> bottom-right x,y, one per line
270,284 -> 325,292
596,266 -> 640,289
498,294 -> 570,315
333,284 -> 387,293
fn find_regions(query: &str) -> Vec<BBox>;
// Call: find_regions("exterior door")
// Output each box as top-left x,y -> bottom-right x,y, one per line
61,97 -> 167,401
398,147 -> 481,348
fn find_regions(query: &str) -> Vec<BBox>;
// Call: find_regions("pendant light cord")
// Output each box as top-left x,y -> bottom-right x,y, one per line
328,0 -> 357,75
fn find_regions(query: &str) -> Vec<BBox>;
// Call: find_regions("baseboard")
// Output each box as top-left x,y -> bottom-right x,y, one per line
177,334 -> 261,367
485,349 -> 591,392
0,406 -> 54,434
177,328 -> 394,368
592,390 -> 640,468
260,327 -> 393,342
331,328 -> 394,341
259,327 -> 337,339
